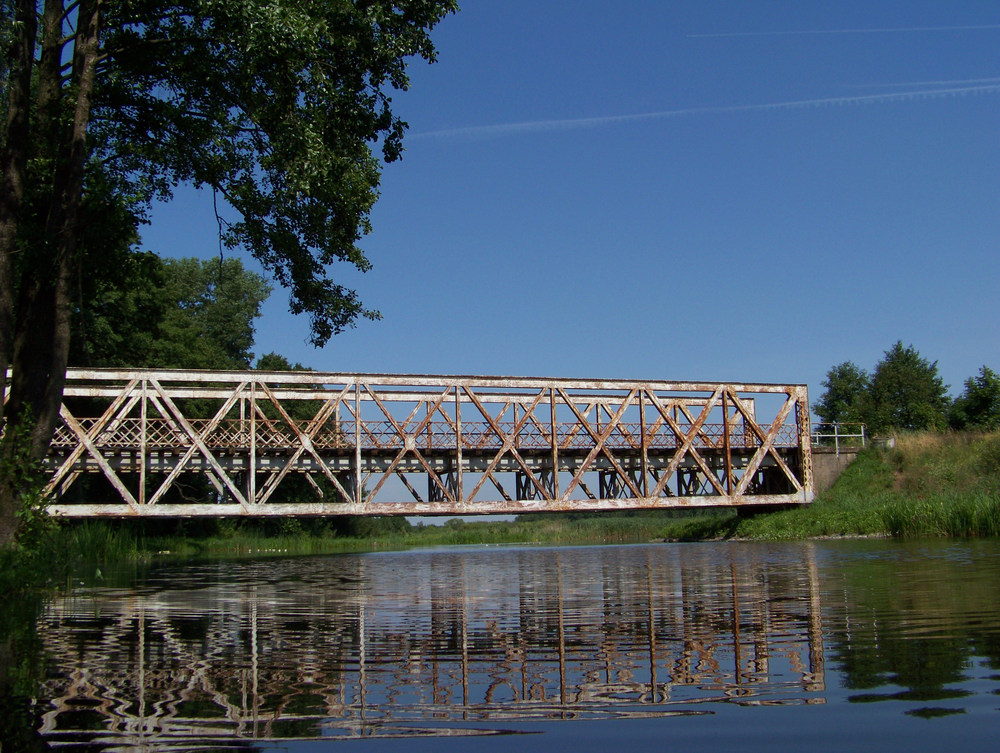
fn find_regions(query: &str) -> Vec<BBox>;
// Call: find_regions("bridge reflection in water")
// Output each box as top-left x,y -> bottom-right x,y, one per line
36,545 -> 825,747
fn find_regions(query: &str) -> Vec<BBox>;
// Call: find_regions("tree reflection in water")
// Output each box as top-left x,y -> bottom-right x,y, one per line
822,539 -> 1000,716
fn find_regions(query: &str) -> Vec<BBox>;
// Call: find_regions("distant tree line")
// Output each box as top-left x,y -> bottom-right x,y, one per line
814,341 -> 1000,435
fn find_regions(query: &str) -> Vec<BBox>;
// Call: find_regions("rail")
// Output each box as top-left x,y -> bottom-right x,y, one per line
810,422 -> 866,457
51,418 -> 800,452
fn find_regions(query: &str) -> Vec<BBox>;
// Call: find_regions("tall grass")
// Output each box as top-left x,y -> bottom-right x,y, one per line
657,431 -> 1000,541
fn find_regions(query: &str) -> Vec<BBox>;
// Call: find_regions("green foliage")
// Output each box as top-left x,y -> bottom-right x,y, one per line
256,352 -> 312,372
0,414 -> 57,554
152,257 -> 271,369
89,0 -> 459,344
865,342 -> 950,434
71,255 -> 270,369
814,361 -> 870,425
657,432 -> 1000,542
71,249 -> 167,367
950,366 -> 1000,430
337,515 -> 412,539
814,343 -> 951,436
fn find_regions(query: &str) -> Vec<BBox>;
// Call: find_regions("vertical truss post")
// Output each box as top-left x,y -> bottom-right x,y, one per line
354,381 -> 362,506
455,386 -> 463,505
513,403 -> 518,451
550,388 -> 559,500
139,380 -> 147,505
250,382 -> 257,505
238,393 -> 246,503
795,387 -> 814,500
722,389 -> 733,496
425,401 -> 432,452
639,390 -> 648,498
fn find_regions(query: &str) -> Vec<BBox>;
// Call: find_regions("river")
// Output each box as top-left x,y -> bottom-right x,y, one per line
3,539 -> 1000,751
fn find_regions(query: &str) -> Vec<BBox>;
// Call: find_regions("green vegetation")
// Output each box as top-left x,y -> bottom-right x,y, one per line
186,512 -> 699,553
814,341 -> 952,434
7,510 -> 705,564
950,366 -> 1000,430
657,431 -> 1000,541
73,255 -> 272,370
815,341 -> 999,435
0,0 -> 459,547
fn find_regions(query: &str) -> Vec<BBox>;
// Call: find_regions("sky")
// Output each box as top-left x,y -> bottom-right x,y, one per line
141,0 -> 1000,407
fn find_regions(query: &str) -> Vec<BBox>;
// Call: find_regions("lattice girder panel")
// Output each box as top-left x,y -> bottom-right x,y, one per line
28,369 -> 813,517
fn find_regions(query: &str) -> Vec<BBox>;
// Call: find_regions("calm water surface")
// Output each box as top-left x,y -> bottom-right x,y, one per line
6,539 -> 1000,751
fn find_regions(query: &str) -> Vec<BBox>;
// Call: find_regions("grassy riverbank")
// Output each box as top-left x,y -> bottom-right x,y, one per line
659,431 -> 1000,541
1,509 -> 700,583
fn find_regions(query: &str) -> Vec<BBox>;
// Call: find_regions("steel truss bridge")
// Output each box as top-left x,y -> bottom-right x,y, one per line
41,369 -> 814,517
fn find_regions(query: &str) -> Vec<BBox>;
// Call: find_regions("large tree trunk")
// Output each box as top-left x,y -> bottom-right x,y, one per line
0,0 -> 41,548
0,0 -> 37,415
0,0 -> 103,548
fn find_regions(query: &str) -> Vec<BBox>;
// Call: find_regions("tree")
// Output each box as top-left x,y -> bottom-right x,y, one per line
0,0 -> 458,546
151,258 -> 271,370
71,254 -> 270,370
255,351 -> 311,372
949,366 -> 1000,430
813,362 -> 870,426
865,342 -> 950,434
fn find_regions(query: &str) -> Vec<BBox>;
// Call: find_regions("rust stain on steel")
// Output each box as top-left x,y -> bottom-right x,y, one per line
41,368 -> 814,517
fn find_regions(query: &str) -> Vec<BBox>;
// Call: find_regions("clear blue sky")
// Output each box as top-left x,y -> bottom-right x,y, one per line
141,0 -> 1000,406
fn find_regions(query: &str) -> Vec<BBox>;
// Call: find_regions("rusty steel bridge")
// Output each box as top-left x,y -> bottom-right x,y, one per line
39,369 -> 814,517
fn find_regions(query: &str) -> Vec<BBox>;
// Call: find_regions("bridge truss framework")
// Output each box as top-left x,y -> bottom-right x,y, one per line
38,369 -> 814,517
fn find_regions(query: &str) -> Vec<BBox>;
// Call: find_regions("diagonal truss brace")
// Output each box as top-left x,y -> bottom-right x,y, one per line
255,382 -> 354,505
464,387 -> 551,503
364,385 -> 456,504
558,388 -> 643,501
146,379 -> 251,510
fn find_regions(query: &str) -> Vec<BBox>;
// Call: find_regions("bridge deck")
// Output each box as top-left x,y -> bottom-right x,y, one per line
41,369 -> 814,517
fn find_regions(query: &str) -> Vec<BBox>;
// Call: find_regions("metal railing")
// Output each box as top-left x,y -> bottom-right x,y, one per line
810,422 -> 865,457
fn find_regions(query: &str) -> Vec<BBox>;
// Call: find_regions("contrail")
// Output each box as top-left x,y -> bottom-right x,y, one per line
411,84 -> 1000,141
688,24 -> 1000,38
844,77 -> 1000,88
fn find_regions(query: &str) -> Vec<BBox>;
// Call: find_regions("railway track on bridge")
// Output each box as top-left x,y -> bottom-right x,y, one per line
39,369 -> 814,517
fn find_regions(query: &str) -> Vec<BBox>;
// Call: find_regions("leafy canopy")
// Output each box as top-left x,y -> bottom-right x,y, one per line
90,0 -> 458,344
72,255 -> 271,370
866,342 -> 950,434
814,342 -> 952,435
813,362 -> 870,425
950,366 -> 1000,430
